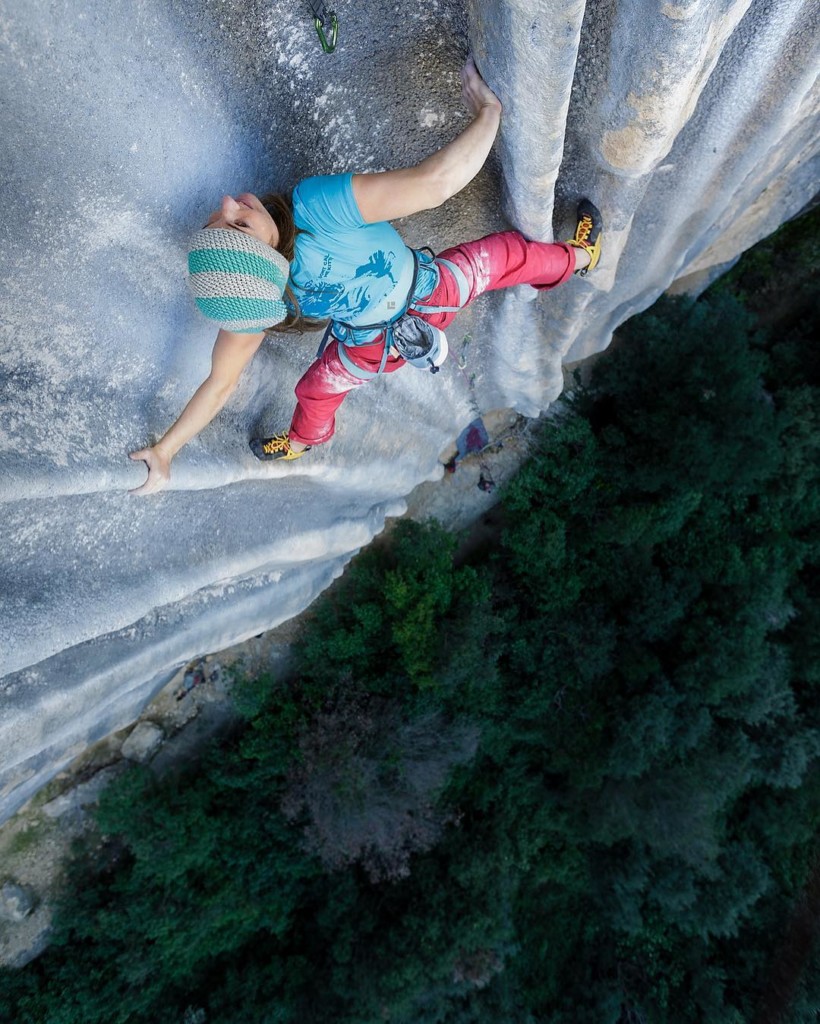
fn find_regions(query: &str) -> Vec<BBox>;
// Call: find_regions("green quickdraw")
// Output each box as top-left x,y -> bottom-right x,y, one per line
307,0 -> 338,52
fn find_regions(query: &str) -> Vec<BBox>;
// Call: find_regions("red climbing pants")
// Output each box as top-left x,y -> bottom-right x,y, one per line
287,231 -> 576,447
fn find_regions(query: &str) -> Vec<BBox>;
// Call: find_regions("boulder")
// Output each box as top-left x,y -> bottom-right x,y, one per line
0,883 -> 34,923
121,723 -> 165,764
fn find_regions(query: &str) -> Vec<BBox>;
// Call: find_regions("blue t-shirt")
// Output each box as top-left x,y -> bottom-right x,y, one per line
289,174 -> 434,343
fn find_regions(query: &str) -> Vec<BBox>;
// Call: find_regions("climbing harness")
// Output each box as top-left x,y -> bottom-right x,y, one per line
315,249 -> 471,379
306,0 -> 338,52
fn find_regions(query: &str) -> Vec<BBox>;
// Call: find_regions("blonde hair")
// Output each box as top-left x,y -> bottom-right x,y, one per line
259,192 -> 328,335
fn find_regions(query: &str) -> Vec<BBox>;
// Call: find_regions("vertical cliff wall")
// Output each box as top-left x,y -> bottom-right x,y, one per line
1,0 -> 817,823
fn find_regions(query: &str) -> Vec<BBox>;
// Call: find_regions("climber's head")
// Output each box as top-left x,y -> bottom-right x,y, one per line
187,217 -> 291,333
203,193 -> 280,249
188,190 -> 314,335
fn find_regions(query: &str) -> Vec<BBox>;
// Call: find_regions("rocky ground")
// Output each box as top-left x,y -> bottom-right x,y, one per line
0,404 -> 540,969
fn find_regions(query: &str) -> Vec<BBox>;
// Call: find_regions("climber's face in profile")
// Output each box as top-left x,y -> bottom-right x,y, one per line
203,193 -> 280,249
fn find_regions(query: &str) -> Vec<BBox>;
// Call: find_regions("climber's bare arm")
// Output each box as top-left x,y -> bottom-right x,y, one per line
128,328 -> 265,495
352,56 -> 502,224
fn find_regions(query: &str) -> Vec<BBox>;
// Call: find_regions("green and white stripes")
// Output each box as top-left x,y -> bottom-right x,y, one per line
187,228 -> 290,333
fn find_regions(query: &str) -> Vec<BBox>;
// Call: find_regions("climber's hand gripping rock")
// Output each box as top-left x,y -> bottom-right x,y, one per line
460,55 -> 503,118
128,444 -> 172,496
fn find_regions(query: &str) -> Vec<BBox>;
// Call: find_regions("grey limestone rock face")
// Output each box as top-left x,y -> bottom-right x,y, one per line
1,0 -> 817,823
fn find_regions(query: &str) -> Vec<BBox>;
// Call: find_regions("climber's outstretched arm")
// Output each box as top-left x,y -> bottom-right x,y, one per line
128,328 -> 265,495
352,56 -> 502,224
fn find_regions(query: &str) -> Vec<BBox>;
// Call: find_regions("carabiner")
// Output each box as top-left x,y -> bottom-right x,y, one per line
314,11 -> 338,53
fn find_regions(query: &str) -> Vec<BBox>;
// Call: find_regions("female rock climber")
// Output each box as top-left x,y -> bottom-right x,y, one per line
129,56 -> 602,494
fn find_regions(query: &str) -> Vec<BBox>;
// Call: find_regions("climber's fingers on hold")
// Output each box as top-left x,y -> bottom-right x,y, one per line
128,448 -> 171,496
460,55 -> 502,116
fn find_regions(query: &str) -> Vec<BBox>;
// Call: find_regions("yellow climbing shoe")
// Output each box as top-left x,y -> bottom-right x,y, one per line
249,432 -> 311,462
566,199 -> 603,277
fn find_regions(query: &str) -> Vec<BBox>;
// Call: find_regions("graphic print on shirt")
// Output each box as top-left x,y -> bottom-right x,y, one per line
295,249 -> 399,323
337,250 -> 399,320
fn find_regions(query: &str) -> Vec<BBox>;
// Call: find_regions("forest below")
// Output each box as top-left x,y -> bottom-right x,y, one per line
1,211 -> 818,1023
